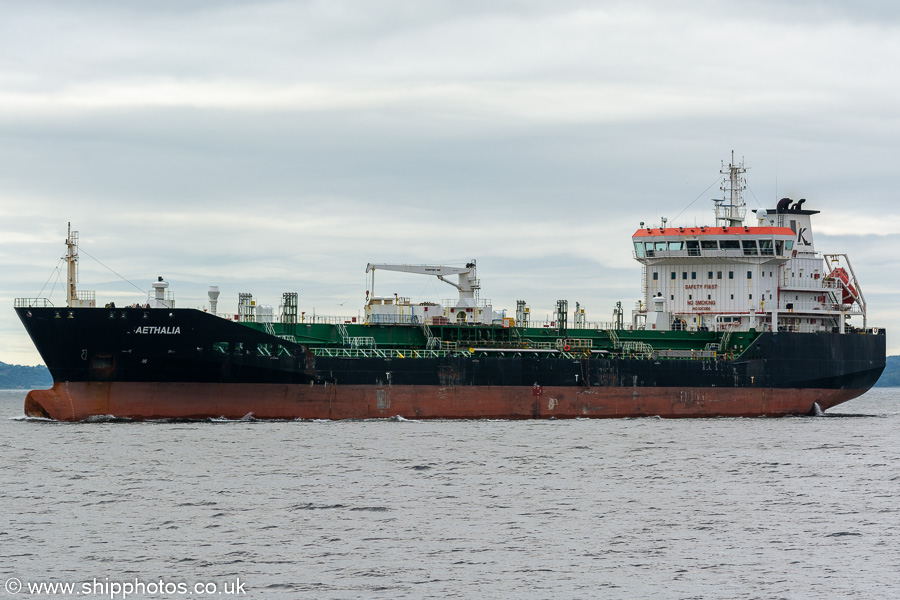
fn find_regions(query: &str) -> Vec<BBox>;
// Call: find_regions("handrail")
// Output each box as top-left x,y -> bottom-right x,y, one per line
15,298 -> 54,308
310,348 -> 470,359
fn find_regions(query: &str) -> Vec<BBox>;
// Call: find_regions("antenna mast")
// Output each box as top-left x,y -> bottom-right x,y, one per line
714,150 -> 748,227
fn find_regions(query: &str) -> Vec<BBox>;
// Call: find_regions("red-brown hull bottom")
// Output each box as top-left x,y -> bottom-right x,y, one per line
23,382 -> 868,421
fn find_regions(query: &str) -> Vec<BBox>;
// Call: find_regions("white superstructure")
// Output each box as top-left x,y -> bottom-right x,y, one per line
632,156 -> 866,334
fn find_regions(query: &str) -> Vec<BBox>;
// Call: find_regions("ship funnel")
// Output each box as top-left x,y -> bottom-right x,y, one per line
208,286 -> 220,314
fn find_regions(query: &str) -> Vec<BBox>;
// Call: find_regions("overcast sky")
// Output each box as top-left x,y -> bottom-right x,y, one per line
2,0 -> 898,365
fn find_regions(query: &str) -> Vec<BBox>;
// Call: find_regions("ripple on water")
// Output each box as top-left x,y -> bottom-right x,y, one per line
0,388 -> 898,599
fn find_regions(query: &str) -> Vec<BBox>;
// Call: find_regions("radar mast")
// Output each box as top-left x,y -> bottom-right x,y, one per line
713,150 -> 748,227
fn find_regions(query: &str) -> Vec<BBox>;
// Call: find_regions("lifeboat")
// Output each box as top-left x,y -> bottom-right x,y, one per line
826,267 -> 857,304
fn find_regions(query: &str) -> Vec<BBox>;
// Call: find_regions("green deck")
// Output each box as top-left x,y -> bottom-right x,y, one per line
239,320 -> 759,361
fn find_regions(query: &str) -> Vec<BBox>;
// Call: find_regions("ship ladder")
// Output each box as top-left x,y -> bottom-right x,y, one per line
719,327 -> 736,356
608,328 -> 620,350
641,264 -> 648,304
336,323 -> 350,346
422,323 -> 441,350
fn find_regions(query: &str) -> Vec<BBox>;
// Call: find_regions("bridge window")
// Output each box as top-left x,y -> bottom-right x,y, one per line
668,241 -> 684,250
655,242 -> 667,252
720,240 -> 740,250
759,240 -> 774,256
634,242 -> 645,258
701,240 -> 718,250
686,240 -> 700,256
785,240 -> 794,250
742,240 -> 758,255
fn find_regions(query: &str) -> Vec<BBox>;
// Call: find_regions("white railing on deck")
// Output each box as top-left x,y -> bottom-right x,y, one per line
311,348 -> 469,359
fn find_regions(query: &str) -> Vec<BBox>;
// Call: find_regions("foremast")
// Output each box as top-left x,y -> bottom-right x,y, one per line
65,223 -> 95,308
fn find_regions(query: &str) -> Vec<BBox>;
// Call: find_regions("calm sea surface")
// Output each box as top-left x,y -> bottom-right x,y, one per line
1,388 -> 898,600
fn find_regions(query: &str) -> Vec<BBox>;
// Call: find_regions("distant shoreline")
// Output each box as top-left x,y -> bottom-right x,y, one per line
0,362 -> 52,389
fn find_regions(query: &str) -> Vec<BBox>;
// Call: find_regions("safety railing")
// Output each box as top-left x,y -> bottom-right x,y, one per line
311,348 -> 469,359
15,298 -> 54,308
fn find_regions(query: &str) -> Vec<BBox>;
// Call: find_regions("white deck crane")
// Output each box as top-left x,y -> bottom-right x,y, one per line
365,260 -> 479,307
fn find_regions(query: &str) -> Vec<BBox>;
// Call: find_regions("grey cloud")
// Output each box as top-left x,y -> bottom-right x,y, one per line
2,1 -> 899,364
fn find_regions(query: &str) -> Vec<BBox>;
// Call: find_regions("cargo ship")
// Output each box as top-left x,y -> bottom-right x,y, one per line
15,156 -> 886,420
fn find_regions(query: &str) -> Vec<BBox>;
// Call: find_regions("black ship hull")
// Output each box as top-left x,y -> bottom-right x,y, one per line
15,306 -> 885,421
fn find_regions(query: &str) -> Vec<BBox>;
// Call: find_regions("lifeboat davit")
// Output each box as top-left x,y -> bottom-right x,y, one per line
826,268 -> 857,304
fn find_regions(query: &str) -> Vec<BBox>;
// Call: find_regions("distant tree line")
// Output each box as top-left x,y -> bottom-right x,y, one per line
0,361 -> 52,389
875,355 -> 900,387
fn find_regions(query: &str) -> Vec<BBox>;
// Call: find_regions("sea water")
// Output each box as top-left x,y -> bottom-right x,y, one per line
1,388 -> 897,599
